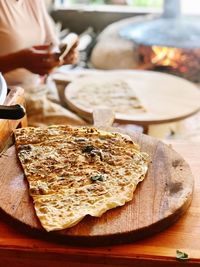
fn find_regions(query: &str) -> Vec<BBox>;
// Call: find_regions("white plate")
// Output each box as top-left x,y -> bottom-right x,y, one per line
0,73 -> 7,105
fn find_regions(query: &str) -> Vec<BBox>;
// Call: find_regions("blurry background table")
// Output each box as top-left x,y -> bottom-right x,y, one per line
52,70 -> 200,139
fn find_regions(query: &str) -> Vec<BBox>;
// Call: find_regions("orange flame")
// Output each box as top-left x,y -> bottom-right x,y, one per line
151,46 -> 185,69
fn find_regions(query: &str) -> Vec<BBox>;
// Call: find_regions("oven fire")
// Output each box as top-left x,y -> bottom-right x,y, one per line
138,45 -> 200,83
120,0 -> 200,83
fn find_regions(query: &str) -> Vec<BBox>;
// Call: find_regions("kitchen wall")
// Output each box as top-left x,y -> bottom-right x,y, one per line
50,7 -> 152,34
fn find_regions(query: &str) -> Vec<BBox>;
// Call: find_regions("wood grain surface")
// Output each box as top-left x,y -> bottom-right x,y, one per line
0,141 -> 199,267
64,70 -> 200,126
0,128 -> 194,245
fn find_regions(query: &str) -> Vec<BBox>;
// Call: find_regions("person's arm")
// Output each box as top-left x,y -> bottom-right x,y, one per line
0,52 -> 22,74
0,46 -> 60,76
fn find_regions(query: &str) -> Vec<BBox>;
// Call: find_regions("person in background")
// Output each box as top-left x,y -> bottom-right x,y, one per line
0,0 -> 85,126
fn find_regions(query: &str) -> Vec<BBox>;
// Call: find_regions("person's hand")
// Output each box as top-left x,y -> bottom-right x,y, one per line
16,45 -> 60,75
60,42 -> 79,66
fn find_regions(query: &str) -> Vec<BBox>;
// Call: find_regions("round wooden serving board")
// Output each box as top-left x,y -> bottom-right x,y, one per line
0,129 -> 194,246
64,70 -> 200,126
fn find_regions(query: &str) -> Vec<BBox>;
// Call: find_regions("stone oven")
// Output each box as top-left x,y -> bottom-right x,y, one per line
120,0 -> 200,82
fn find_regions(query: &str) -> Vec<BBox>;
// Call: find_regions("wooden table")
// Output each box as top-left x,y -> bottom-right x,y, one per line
0,141 -> 199,267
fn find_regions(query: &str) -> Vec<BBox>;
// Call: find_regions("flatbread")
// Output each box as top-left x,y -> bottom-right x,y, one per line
66,76 -> 146,115
14,125 -> 149,231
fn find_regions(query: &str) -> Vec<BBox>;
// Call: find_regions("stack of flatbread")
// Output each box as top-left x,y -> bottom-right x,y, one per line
14,125 -> 149,231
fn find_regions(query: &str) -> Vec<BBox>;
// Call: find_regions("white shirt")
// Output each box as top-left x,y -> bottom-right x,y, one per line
0,0 -> 58,87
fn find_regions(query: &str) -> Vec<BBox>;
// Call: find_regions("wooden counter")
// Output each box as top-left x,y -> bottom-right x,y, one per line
0,141 -> 199,267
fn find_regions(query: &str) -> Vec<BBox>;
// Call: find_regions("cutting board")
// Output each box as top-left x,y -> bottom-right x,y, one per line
0,110 -> 194,246
63,70 -> 200,126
